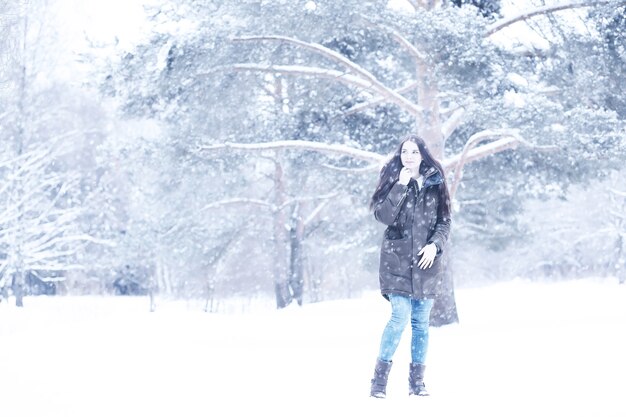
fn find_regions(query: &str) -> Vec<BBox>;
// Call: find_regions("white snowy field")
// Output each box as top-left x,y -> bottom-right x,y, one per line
1,278 -> 625,417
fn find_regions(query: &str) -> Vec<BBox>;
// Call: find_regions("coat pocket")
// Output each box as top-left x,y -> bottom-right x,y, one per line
380,237 -> 412,277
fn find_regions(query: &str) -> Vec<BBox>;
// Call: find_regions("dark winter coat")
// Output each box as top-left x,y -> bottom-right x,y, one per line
373,168 -> 451,300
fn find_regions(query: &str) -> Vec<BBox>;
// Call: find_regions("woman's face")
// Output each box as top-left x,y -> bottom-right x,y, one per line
400,141 -> 422,171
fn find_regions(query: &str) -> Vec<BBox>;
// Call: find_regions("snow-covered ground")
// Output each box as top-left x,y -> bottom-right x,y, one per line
1,278 -> 625,417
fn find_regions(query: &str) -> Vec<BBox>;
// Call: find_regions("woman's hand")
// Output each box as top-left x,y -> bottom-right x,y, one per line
398,167 -> 412,185
417,243 -> 437,269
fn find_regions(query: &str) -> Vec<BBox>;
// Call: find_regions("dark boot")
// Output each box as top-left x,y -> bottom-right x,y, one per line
409,363 -> 429,396
370,359 -> 392,398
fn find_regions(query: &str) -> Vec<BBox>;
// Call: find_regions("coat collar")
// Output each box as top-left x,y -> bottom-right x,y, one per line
408,167 -> 443,191
423,167 -> 443,188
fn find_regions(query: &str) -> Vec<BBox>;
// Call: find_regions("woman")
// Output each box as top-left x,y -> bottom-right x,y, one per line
369,135 -> 451,398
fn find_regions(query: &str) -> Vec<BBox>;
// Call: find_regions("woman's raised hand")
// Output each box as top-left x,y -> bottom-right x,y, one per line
398,167 -> 412,185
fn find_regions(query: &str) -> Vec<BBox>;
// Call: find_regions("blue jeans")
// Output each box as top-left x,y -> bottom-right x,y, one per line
378,294 -> 434,364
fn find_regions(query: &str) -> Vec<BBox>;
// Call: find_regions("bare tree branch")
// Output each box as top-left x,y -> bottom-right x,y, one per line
320,163 -> 380,173
24,234 -> 115,254
201,198 -> 275,212
485,0 -> 626,37
304,199 -> 333,227
405,0 -> 423,10
446,129 -> 559,200
198,140 -> 384,164
358,17 -> 427,62
232,36 -> 423,117
609,188 -> 626,198
440,102 -> 467,117
234,35 -> 370,76
441,107 -> 466,141
448,131 -> 511,200
442,133 -> 558,173
342,82 -> 418,116
280,193 -> 340,213
23,263 -> 91,272
231,63 -> 375,90
200,192 -> 340,217
200,137 -> 557,184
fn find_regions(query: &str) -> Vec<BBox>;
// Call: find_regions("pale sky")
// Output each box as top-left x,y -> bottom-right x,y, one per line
28,0 -> 154,88
54,0 -> 153,49
35,0 -> 593,88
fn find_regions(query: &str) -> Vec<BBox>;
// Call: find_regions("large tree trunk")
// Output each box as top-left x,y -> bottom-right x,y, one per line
615,235 -> 625,284
273,161 -> 292,308
416,63 -> 444,159
149,259 -> 160,313
11,14 -> 29,309
289,205 -> 305,306
151,255 -> 173,312
416,62 -> 458,326
14,270 -> 25,307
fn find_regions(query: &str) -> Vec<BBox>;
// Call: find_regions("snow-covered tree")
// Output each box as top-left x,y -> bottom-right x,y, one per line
101,0 -> 626,322
0,4 -> 115,306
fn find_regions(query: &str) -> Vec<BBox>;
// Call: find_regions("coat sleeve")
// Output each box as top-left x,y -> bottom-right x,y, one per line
428,185 -> 451,253
373,182 -> 408,226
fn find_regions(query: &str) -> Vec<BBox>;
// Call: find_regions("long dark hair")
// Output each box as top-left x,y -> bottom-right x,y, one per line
369,135 -> 451,218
